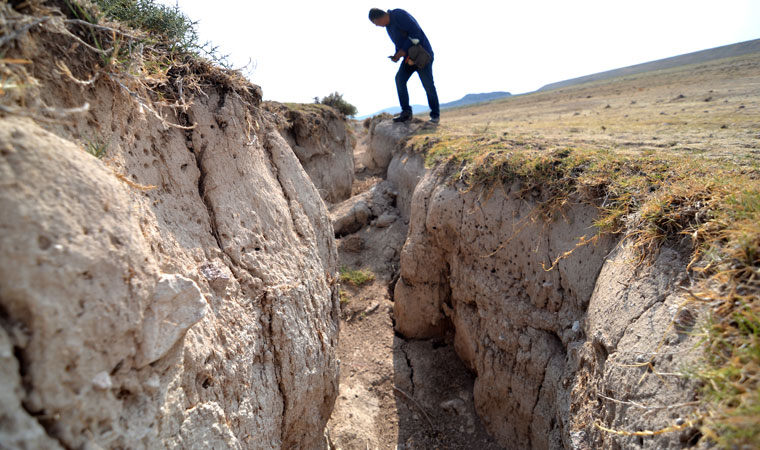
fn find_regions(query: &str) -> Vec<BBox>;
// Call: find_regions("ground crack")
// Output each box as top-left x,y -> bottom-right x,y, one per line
262,291 -> 288,444
180,111 -> 226,255
401,343 -> 415,397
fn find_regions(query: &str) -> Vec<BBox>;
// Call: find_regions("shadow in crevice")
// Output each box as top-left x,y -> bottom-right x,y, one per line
392,333 -> 504,450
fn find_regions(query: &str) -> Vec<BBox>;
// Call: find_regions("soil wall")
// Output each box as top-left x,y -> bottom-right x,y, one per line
0,7 -> 339,449
394,166 -> 704,449
265,102 -> 355,204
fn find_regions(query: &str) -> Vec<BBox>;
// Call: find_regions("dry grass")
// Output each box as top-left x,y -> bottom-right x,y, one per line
406,52 -> 760,448
1,1 -> 259,129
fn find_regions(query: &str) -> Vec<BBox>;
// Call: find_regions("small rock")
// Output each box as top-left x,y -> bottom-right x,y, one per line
332,200 -> 371,236
382,246 -> 396,261
440,398 -> 465,415
145,374 -> 161,390
365,302 -> 380,315
375,212 -> 397,228
138,274 -> 208,367
92,371 -> 112,390
200,263 -> 230,292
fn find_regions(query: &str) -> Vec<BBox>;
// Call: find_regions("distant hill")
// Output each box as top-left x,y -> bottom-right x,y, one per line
357,91 -> 512,119
441,92 -> 513,109
539,38 -> 760,92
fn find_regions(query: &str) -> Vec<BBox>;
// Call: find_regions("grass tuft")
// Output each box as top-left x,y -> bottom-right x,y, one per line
84,134 -> 109,159
339,266 -> 375,287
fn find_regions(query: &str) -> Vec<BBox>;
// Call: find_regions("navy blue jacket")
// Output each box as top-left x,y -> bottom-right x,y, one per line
386,9 -> 434,59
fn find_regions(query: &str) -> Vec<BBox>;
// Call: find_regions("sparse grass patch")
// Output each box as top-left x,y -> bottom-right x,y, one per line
697,303 -> 760,447
84,134 -> 109,159
283,102 -> 335,115
340,266 -> 375,287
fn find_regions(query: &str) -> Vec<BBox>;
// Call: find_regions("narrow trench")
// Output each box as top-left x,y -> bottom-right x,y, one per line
326,123 -> 504,450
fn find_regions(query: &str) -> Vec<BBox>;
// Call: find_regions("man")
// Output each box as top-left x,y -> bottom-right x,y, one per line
369,8 -> 440,124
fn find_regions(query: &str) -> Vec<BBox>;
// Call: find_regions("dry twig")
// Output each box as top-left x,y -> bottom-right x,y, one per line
393,386 -> 435,430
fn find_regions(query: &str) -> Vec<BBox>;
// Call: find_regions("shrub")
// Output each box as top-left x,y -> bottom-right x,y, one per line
65,0 -> 230,66
316,92 -> 358,118
91,0 -> 197,51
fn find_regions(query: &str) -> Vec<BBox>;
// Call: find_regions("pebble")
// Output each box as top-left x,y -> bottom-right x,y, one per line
375,212 -> 397,228
365,302 -> 380,314
92,371 -> 112,390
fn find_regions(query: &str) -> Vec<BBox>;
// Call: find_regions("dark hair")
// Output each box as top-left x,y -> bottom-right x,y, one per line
368,8 -> 386,21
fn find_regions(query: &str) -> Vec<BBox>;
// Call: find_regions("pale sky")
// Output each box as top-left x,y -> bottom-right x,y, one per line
157,1 -> 760,117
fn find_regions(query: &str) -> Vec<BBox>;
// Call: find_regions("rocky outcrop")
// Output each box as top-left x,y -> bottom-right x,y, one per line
364,116 -> 427,176
394,169 -> 703,449
265,102 -> 354,203
0,13 -> 339,449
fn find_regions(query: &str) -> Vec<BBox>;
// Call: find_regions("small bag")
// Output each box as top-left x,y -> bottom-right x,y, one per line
407,44 -> 432,69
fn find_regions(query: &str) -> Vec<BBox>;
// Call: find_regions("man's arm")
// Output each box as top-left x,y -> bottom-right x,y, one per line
392,10 -> 425,53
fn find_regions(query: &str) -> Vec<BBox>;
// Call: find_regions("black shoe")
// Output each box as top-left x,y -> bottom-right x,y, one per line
429,116 -> 440,124
393,112 -> 412,123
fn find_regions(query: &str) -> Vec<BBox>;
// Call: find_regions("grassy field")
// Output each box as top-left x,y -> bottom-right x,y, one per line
410,52 -> 760,448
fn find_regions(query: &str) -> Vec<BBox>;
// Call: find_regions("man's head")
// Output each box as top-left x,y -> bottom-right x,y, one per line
369,8 -> 390,27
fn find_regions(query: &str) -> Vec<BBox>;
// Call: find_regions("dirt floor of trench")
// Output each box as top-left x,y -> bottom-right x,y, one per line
325,124 -> 503,450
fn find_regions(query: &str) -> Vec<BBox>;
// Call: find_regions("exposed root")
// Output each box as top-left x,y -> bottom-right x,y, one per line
112,78 -> 196,130
56,60 -> 100,86
598,394 -> 699,411
0,102 -> 90,123
542,234 -> 601,271
110,170 -> 157,191
593,415 -> 703,437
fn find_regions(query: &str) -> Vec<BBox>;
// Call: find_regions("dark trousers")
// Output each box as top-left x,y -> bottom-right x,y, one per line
395,60 -> 440,119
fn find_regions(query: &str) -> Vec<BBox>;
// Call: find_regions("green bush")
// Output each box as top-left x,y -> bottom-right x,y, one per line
92,0 -> 197,51
316,92 -> 358,118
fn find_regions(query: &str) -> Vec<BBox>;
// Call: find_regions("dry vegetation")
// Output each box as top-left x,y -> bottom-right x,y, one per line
1,0 -> 258,136
406,53 -> 760,447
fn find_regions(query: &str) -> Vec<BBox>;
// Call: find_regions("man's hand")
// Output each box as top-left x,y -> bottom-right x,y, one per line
390,49 -> 407,62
